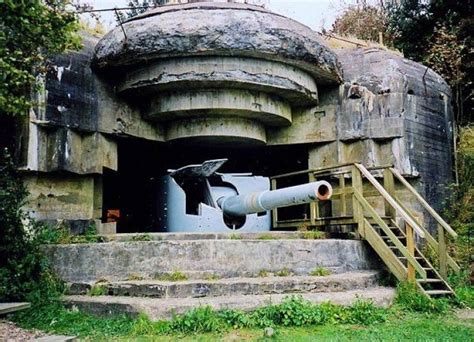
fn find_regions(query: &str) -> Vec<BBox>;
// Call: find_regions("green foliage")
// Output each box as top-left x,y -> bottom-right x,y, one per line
443,126 -> 473,270
275,269 -> 291,277
116,0 -> 166,22
87,284 -> 108,297
12,302 -> 135,338
346,298 -> 387,325
0,0 -> 80,117
154,271 -> 188,282
130,234 -> 152,242
387,0 -> 472,124
161,296 -> 387,334
169,306 -> 226,334
229,233 -> 242,240
36,221 -> 105,244
127,274 -> 145,281
258,233 -> 277,240
395,282 -> 450,314
258,270 -> 269,277
17,295 -> 474,339
449,271 -> 474,308
204,273 -> 221,281
309,267 -> 332,277
302,230 -> 326,240
0,149 -> 65,302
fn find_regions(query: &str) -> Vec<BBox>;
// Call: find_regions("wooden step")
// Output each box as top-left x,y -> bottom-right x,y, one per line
417,278 -> 443,283
382,236 -> 405,240
424,290 -> 453,296
399,256 -> 423,260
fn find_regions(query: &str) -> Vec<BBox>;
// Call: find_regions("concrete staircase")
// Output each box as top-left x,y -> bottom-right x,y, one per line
44,233 -> 396,320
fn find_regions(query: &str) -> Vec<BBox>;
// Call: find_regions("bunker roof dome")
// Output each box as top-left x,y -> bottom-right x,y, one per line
92,1 -> 342,84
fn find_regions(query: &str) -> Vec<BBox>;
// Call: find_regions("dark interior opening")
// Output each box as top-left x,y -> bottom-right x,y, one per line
102,138 -> 309,233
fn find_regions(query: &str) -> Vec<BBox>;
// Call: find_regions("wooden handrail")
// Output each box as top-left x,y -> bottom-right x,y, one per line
354,164 -> 425,238
392,196 -> 461,273
271,163 -> 393,180
389,168 -> 458,239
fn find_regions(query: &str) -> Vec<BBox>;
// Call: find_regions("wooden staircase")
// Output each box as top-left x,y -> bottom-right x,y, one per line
271,163 -> 461,299
371,220 -> 455,297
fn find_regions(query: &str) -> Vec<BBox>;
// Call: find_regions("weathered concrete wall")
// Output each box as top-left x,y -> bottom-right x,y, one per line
21,31 -> 164,175
23,174 -> 97,221
44,239 -> 379,282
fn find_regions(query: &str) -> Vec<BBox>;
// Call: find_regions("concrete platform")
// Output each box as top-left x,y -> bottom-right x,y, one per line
44,239 -> 379,283
64,287 -> 395,321
67,270 -> 381,298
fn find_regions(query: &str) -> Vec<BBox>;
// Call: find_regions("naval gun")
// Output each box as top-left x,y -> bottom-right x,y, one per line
157,159 -> 332,233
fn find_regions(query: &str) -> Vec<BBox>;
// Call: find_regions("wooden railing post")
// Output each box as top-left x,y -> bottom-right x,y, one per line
406,223 -> 416,282
308,173 -> 318,225
339,174 -> 347,217
271,178 -> 278,229
438,223 -> 448,279
383,168 -> 396,220
351,166 -> 364,238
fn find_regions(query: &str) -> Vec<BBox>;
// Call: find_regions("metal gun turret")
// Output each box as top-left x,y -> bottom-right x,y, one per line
157,159 -> 332,233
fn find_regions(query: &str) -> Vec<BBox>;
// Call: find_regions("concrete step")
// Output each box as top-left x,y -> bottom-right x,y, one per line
44,239 -> 378,283
0,302 -> 31,315
67,271 -> 381,298
64,287 -> 396,321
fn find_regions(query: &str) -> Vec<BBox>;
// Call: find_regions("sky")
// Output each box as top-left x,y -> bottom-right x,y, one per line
85,0 -> 345,31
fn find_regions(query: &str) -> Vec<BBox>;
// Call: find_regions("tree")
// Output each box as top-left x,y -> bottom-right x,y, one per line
387,0 -> 473,124
116,0 -> 167,22
331,0 -> 394,45
0,1 -> 80,118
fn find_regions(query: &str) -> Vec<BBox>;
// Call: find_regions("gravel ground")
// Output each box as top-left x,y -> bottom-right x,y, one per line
0,320 -> 46,341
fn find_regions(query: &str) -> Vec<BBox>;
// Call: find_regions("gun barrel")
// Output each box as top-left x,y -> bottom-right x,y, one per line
218,180 -> 332,217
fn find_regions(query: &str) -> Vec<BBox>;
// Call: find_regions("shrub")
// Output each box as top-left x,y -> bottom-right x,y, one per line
346,299 -> 387,325
0,149 -> 65,303
169,306 -> 225,334
395,282 -> 450,314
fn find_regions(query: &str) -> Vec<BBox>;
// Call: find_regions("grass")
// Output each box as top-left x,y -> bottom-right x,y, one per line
309,267 -> 332,276
275,269 -> 291,277
257,233 -> 277,240
86,284 -> 108,297
126,273 -> 145,281
204,273 -> 221,281
302,231 -> 326,240
229,234 -> 242,240
9,296 -> 474,340
130,234 -> 152,242
154,271 -> 188,282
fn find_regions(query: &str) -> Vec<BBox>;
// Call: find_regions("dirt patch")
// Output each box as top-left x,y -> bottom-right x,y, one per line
0,320 -> 46,341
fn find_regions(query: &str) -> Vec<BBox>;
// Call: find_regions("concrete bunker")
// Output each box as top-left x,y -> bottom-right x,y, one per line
19,0 -> 454,236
